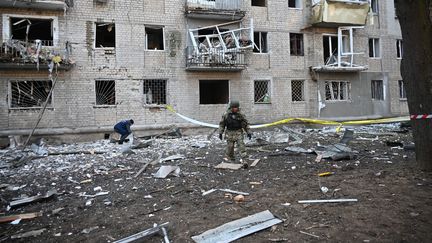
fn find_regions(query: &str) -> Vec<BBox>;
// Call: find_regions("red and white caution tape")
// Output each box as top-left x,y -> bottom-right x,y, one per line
410,114 -> 432,120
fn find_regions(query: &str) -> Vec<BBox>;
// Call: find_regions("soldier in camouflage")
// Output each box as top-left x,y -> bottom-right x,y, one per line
218,101 -> 252,162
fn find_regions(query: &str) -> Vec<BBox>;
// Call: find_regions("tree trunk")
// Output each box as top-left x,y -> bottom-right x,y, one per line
395,0 -> 432,170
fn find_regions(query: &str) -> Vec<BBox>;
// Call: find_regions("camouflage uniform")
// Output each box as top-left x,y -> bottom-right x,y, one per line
219,110 -> 251,161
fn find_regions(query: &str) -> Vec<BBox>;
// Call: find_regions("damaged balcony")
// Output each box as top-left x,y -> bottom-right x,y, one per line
0,40 -> 74,70
311,0 -> 370,27
311,26 -> 367,72
0,0 -> 71,11
186,46 -> 247,71
185,0 -> 245,20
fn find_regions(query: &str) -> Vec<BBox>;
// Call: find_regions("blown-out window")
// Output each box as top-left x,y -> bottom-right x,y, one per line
10,80 -> 53,108
325,81 -> 351,101
95,23 -> 115,48
143,79 -> 167,105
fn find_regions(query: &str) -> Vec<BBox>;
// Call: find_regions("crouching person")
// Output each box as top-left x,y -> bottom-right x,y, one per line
218,101 -> 252,164
114,119 -> 134,144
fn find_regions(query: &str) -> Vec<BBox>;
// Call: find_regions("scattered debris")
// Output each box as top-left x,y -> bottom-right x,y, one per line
191,210 -> 282,243
298,199 -> 358,204
250,159 -> 261,167
233,194 -> 245,203
153,166 -> 181,178
9,189 -> 57,208
0,212 -> 42,223
214,162 -> 243,170
81,226 -> 99,234
318,172 -> 334,177
202,189 -> 249,196
113,222 -> 170,243
284,146 -> 312,154
10,228 -> 46,239
339,129 -> 354,144
299,230 -> 320,239
160,154 -> 185,163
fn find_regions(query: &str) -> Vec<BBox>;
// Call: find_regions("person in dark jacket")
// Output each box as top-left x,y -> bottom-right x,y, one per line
218,101 -> 252,163
114,119 -> 134,144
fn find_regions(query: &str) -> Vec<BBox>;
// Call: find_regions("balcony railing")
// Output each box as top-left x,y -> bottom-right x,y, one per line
311,0 -> 370,27
0,0 -> 70,11
186,46 -> 246,71
185,0 -> 245,20
0,39 -> 73,70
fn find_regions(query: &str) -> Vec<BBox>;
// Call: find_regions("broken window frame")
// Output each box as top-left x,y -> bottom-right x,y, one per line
398,80 -> 406,100
288,0 -> 302,8
254,80 -> 271,104
252,0 -> 267,7
145,26 -> 165,51
95,22 -> 116,49
396,39 -> 403,59
143,79 -> 167,105
291,80 -> 305,102
324,81 -> 351,101
371,80 -> 384,100
95,80 -> 116,106
199,80 -> 229,105
290,33 -> 304,56
253,31 -> 268,53
368,38 -> 380,58
3,14 -> 59,47
9,80 -> 53,109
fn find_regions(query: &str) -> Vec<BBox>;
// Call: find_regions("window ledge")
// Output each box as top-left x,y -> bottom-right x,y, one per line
292,100 -> 306,103
145,49 -> 166,52
9,107 -> 54,111
254,102 -> 272,104
93,105 -> 116,108
143,104 -> 167,108
288,7 -> 303,10
252,52 -> 269,55
399,98 -> 407,101
369,57 -> 382,60
325,100 -> 352,103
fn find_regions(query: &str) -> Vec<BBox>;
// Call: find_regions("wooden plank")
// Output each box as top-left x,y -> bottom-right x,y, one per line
0,212 -> 42,223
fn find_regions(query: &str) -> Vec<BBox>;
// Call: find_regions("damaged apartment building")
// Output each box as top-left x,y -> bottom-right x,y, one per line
0,0 -> 407,141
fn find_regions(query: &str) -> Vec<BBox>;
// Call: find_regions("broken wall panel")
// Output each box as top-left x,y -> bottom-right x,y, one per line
311,0 -> 370,27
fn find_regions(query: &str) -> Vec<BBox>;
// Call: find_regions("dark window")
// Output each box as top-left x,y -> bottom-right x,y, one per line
291,80 -> 304,101
371,0 -> 379,13
11,17 -> 53,46
288,0 -> 301,8
10,80 -> 52,108
146,27 -> 164,50
325,81 -> 351,101
369,38 -> 380,58
199,80 -> 229,104
143,79 -> 167,105
253,32 -> 268,53
371,80 -> 384,100
323,35 -> 338,64
254,80 -> 271,103
290,33 -> 304,56
396,39 -> 403,58
95,23 -> 115,48
398,80 -> 406,99
252,0 -> 266,7
95,80 -> 115,105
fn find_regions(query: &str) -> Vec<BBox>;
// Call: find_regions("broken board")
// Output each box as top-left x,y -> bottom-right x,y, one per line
214,162 -> 243,170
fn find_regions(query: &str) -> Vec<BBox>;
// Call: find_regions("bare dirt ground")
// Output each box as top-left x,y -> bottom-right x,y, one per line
0,124 -> 431,243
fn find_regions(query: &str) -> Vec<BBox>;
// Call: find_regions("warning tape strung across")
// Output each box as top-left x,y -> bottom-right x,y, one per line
410,114 -> 432,119
165,105 -> 410,130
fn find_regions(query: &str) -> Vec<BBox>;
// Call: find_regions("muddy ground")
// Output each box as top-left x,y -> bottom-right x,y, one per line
0,124 -> 431,243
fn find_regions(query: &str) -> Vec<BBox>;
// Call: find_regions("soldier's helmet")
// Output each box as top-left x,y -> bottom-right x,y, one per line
229,100 -> 240,108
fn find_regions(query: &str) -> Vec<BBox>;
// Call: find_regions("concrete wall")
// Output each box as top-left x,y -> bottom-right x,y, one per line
0,0 -> 407,137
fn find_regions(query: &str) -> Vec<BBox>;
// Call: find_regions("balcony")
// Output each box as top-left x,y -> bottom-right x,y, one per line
311,0 -> 370,27
185,0 -> 245,20
186,46 -> 247,71
0,39 -> 74,70
0,0 -> 70,11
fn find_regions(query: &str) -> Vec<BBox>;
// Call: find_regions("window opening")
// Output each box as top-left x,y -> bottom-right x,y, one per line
398,80 -> 406,99
199,80 -> 229,104
145,27 -> 164,50
95,23 -> 115,48
252,0 -> 266,7
254,80 -> 271,103
371,80 -> 384,100
11,17 -> 53,46
288,0 -> 301,8
371,0 -> 378,13
325,81 -> 351,101
95,80 -> 115,105
10,80 -> 52,108
253,32 -> 268,53
396,39 -> 403,59
368,38 -> 380,58
290,33 -> 304,56
143,79 -> 167,105
323,35 -> 338,64
291,80 -> 304,101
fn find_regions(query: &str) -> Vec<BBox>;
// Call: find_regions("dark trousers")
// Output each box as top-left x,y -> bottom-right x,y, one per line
114,128 -> 131,143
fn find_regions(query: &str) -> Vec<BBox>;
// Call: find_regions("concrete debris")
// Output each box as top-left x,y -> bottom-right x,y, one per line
339,129 -> 354,144
10,228 -> 46,239
81,226 -> 99,234
79,191 -> 110,198
191,210 -> 282,243
153,166 -> 181,178
314,143 -> 357,161
9,189 -> 57,208
160,154 -> 185,163
214,162 -> 243,170
113,222 -> 170,243
30,143 -> 48,156
284,146 -> 312,154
